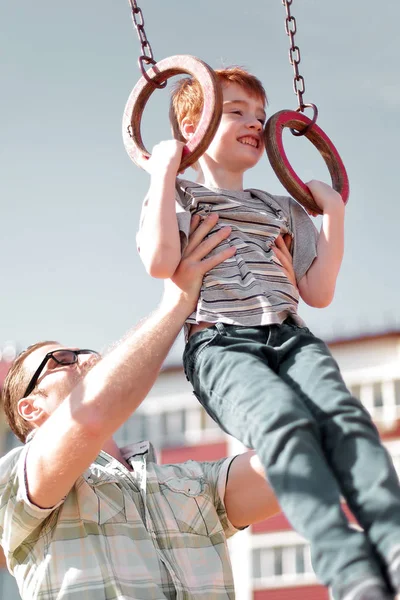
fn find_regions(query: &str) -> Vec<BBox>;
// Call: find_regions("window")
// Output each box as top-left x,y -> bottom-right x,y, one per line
116,413 -> 148,447
394,380 -> 400,408
161,410 -> 186,446
200,408 -> 220,432
350,384 -> 361,400
159,406 -> 223,448
391,454 -> 400,478
349,380 -> 398,423
252,543 -> 315,584
295,544 -> 305,574
114,403 -> 225,451
372,383 -> 384,409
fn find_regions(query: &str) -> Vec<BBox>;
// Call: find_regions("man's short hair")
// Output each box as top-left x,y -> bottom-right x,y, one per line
169,65 -> 268,143
2,341 -> 58,443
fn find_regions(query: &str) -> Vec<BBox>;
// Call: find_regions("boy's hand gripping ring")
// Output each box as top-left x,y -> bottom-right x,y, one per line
122,55 -> 222,171
264,109 -> 350,215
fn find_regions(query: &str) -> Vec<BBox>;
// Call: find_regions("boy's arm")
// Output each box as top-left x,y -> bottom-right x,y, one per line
298,180 -> 345,308
138,141 -> 186,279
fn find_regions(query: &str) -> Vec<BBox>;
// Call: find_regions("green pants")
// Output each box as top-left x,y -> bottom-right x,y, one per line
183,321 -> 400,598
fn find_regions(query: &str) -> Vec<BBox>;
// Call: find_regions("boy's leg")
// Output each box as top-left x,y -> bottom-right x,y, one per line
183,323 -> 389,599
277,321 -> 400,594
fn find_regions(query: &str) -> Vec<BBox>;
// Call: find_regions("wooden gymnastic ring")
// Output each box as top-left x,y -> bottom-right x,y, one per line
264,110 -> 350,215
122,55 -> 223,171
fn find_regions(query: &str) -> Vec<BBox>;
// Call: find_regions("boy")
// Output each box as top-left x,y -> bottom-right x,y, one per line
137,66 -> 400,600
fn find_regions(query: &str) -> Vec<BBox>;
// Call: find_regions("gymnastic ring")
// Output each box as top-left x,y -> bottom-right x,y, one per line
264,109 -> 350,215
122,55 -> 223,171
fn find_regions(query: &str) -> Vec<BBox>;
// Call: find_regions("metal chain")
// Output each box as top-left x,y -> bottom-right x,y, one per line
282,0 -> 306,111
127,0 -> 166,88
282,0 -> 318,135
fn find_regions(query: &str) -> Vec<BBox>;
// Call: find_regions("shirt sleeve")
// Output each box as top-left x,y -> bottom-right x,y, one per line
0,445 -> 63,561
136,185 -> 192,254
200,456 -> 242,539
289,198 -> 319,282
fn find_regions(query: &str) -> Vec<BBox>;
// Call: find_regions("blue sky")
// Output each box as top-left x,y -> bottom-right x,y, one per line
1,1 -> 399,363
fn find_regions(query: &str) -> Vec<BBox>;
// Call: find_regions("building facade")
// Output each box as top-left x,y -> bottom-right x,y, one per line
1,331 -> 400,598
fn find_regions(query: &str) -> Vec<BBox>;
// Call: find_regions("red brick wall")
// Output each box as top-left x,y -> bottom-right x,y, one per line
252,512 -> 292,534
253,502 -> 357,534
0,361 -> 11,388
160,441 -> 228,464
254,584 -> 328,600
381,423 -> 400,441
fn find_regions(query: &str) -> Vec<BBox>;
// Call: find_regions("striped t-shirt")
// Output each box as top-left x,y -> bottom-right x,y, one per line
138,179 -> 319,330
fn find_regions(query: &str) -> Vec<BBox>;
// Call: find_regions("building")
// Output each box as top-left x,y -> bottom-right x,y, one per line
1,330 -> 400,598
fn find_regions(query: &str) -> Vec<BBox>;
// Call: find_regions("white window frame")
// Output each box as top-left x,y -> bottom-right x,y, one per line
136,393 -> 225,448
350,380 -> 399,427
251,531 -> 318,589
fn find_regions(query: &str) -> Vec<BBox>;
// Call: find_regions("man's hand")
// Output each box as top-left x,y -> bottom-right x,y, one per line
162,213 -> 236,315
137,140 -> 185,176
306,180 -> 344,216
272,234 -> 296,287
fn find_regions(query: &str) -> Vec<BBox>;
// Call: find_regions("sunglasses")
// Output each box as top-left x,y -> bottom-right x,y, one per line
22,349 -> 100,399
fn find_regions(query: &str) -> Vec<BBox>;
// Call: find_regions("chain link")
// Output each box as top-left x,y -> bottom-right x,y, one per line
282,0 -> 307,111
282,0 -> 318,135
127,0 -> 166,88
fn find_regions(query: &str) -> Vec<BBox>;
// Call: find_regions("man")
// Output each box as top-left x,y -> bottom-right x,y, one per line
0,215 -> 287,600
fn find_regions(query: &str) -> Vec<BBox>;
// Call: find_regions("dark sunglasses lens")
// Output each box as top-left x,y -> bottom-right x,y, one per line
52,350 -> 77,365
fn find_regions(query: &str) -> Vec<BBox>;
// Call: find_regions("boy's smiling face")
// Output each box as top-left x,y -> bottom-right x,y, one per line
201,82 -> 266,176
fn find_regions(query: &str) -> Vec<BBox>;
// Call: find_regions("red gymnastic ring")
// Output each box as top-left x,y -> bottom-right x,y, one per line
264,110 -> 350,215
122,55 -> 223,171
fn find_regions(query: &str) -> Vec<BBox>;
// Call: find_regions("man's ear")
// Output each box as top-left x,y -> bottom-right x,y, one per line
18,397 -> 46,426
180,117 -> 196,141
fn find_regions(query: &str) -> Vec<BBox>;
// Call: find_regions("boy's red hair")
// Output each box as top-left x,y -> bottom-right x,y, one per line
170,66 -> 268,142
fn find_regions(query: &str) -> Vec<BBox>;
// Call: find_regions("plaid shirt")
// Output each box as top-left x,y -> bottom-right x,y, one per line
0,440 -> 239,599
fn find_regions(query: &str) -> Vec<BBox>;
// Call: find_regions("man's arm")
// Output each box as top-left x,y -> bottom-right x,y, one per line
138,141 -> 185,278
298,180 -> 345,308
224,451 -> 280,528
26,214 -> 236,509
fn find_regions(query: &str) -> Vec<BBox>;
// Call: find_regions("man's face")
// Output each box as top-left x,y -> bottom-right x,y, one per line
19,344 -> 100,423
202,82 -> 266,173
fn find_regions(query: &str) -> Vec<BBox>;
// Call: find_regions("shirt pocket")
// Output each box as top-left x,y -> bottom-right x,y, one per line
195,203 -> 214,218
78,471 -> 127,525
189,194 -> 219,218
159,476 -> 223,538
